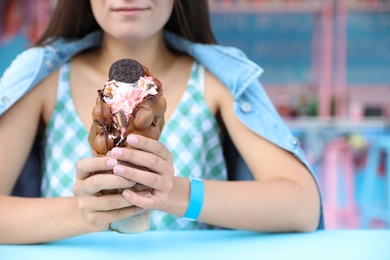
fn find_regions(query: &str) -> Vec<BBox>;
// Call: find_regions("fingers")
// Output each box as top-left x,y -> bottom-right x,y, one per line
82,206 -> 148,232
126,134 -> 172,162
98,135 -> 174,211
74,173 -> 136,195
74,181 -> 150,232
110,142 -> 173,176
121,188 -> 157,209
113,167 -> 172,211
76,157 -> 118,180
78,193 -> 133,211
75,155 -> 154,232
78,189 -> 153,212
112,163 -> 171,191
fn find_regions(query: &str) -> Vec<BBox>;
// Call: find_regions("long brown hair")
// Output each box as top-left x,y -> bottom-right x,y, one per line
36,0 -> 217,46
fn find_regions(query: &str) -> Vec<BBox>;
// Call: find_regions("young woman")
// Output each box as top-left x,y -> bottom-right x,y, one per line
0,0 -> 323,244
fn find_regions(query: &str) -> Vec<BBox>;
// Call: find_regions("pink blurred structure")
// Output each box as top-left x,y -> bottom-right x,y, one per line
360,135 -> 390,228
210,0 -> 390,118
210,0 -> 335,117
0,0 -> 53,44
320,138 -> 359,229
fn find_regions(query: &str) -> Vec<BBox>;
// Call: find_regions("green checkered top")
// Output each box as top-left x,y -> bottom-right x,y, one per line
41,61 -> 227,230
151,62 -> 227,230
41,63 -> 91,197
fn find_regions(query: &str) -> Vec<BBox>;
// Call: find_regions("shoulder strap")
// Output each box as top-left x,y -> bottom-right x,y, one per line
191,62 -> 205,95
56,62 -> 70,100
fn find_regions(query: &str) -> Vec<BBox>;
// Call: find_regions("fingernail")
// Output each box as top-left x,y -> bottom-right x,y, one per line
122,190 -> 130,199
113,165 -> 124,174
128,181 -> 136,187
127,135 -> 138,144
107,159 -> 117,167
143,192 -> 152,198
111,148 -> 122,157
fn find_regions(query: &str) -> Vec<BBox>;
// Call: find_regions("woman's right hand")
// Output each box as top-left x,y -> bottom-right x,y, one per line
73,156 -> 148,232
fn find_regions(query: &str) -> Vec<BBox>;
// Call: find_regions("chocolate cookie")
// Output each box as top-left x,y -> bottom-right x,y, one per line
108,58 -> 145,83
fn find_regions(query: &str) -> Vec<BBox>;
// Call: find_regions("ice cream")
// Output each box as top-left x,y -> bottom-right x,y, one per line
88,58 -> 166,233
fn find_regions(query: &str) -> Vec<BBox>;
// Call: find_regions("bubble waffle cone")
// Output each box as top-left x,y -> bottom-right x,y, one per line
88,59 -> 166,233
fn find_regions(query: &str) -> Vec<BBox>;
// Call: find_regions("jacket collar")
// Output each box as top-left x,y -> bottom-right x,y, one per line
48,30 -> 102,59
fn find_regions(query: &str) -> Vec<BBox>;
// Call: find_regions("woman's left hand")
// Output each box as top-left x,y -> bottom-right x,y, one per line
109,134 -> 174,211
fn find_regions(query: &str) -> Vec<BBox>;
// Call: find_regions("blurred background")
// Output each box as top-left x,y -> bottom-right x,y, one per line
1,0 -> 389,230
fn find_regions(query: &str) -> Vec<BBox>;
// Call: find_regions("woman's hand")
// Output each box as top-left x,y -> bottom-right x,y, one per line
73,156 -> 148,232
110,134 -> 175,211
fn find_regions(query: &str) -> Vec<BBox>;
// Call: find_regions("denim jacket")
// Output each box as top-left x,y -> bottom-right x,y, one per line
0,30 -> 324,229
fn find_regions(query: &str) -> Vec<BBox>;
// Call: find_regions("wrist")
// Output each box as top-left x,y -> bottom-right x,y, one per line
161,177 -> 191,216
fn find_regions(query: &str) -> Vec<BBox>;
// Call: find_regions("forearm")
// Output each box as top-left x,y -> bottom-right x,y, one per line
164,177 -> 320,232
0,196 -> 89,244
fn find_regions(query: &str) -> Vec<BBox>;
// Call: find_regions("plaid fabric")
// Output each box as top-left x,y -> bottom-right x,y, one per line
41,63 -> 91,197
41,62 -> 227,230
151,62 -> 227,230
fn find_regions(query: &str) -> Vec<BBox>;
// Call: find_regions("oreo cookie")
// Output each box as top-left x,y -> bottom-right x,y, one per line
108,58 -> 145,83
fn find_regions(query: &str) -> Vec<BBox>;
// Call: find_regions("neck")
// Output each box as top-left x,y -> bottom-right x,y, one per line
90,31 -> 176,77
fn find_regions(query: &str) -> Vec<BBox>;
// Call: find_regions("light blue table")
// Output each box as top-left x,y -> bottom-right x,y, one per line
1,230 -> 389,259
